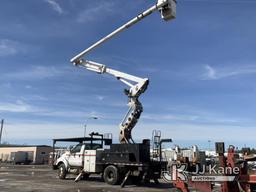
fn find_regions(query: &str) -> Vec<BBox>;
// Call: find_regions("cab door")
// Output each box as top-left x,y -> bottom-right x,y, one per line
68,144 -> 84,167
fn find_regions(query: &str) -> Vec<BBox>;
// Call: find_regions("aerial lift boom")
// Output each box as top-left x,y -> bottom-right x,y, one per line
71,0 -> 176,143
70,0 -> 176,64
74,59 -> 149,143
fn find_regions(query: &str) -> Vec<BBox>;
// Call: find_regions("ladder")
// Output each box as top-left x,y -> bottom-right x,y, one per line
152,130 -> 161,160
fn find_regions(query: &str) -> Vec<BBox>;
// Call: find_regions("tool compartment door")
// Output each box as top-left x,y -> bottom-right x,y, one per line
84,150 -> 96,172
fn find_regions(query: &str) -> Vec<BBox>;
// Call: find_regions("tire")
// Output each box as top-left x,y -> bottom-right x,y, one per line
103,165 -> 120,185
58,163 -> 67,179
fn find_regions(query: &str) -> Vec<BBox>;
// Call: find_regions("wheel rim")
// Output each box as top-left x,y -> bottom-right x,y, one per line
107,171 -> 114,181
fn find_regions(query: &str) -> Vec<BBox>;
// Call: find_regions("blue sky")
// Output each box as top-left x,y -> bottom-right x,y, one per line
1,0 -> 256,148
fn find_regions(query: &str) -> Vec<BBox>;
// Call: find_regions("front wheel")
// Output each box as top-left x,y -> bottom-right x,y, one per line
103,165 -> 120,185
58,163 -> 67,179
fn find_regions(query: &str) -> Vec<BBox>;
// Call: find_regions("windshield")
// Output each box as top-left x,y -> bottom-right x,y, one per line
71,144 -> 82,153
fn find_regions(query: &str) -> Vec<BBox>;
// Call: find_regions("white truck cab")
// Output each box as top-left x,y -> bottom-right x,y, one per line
52,132 -> 111,180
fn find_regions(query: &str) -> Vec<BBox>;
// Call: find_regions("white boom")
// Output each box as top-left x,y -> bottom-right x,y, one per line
71,0 -> 176,143
75,60 -> 149,143
70,0 -> 176,64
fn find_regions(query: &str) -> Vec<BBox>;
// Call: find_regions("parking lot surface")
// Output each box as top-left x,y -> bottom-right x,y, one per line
0,164 -> 176,192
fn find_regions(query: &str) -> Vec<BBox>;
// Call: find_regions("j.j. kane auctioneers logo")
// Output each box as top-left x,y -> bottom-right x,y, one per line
162,164 -> 239,182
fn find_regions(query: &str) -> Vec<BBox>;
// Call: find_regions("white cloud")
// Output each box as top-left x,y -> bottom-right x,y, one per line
25,85 -> 32,89
36,110 -> 86,118
96,95 -> 105,101
0,39 -> 35,57
45,0 -> 63,15
4,122 -> 118,139
141,113 -> 240,126
21,95 -> 48,101
204,65 -> 217,79
142,114 -> 199,122
141,105 -> 247,126
133,122 -> 256,143
77,1 -> 115,23
3,65 -> 68,80
0,98 -> 106,120
202,64 -> 256,80
0,39 -> 19,57
0,100 -> 34,113
5,123 -> 83,139
4,121 -> 256,145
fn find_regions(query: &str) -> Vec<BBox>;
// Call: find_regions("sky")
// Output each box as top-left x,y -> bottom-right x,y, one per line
1,0 -> 256,149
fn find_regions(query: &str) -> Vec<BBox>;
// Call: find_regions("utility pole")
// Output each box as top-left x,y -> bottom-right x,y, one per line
0,119 -> 4,145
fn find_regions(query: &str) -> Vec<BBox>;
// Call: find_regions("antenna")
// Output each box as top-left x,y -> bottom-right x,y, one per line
0,119 -> 4,144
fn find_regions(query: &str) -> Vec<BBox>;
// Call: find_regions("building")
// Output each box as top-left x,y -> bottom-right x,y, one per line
0,145 -> 52,164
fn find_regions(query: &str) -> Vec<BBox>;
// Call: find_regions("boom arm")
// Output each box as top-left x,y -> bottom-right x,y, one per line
75,60 -> 149,143
70,0 -> 176,64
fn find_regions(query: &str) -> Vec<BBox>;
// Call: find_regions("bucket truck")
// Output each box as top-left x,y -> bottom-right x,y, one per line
52,0 -> 176,187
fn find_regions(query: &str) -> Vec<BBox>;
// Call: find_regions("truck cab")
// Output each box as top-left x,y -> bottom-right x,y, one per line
67,143 -> 102,167
52,132 -> 112,179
